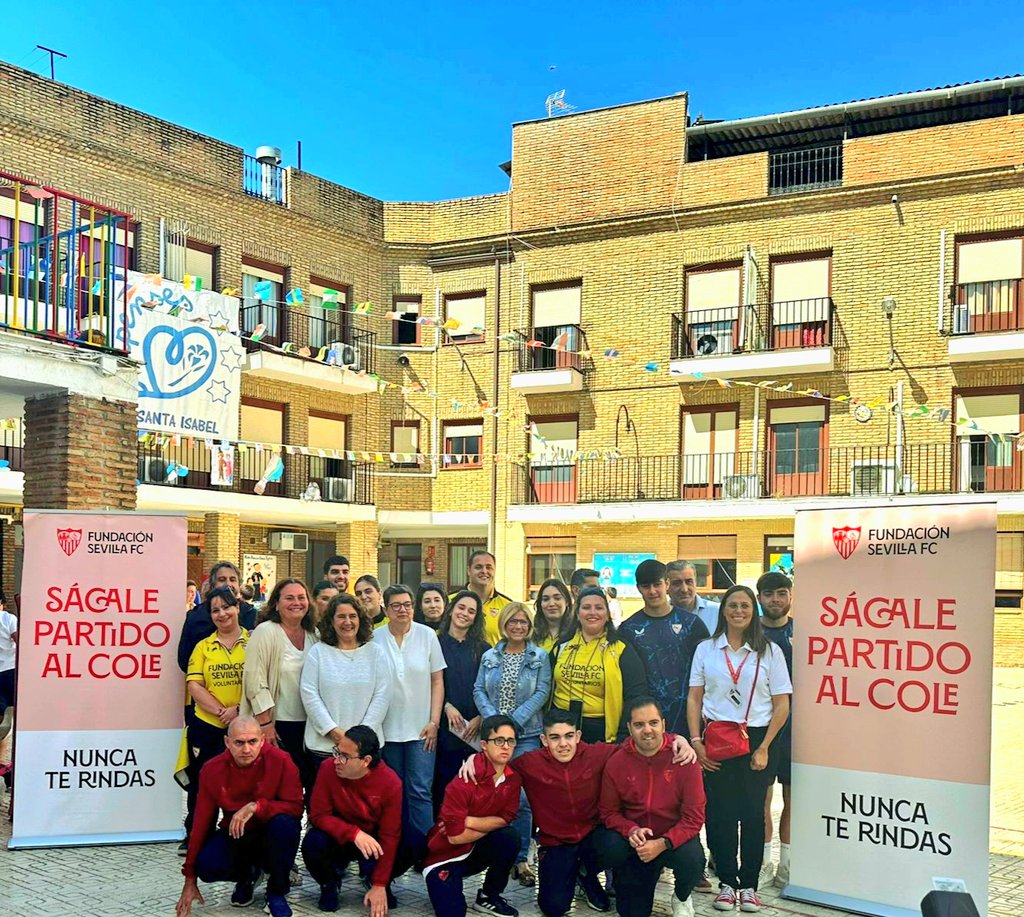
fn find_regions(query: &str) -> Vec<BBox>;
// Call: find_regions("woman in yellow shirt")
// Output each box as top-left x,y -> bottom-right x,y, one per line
184,585 -> 248,834
550,586 -> 648,743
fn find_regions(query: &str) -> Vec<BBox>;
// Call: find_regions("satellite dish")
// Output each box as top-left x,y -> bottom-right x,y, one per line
696,334 -> 719,355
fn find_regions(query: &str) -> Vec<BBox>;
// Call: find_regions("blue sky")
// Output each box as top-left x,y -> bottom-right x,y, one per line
5,1 -> 1023,202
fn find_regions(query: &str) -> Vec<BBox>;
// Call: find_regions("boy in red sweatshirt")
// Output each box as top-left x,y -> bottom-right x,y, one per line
176,716 -> 303,917
302,725 -> 413,915
423,714 -> 522,917
597,697 -> 706,917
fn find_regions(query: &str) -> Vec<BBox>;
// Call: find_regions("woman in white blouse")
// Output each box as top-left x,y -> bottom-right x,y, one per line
687,584 -> 791,915
377,583 -> 446,843
301,593 -> 392,759
241,578 -> 318,791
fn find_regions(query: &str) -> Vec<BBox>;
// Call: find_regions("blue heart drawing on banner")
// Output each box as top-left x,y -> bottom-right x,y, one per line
140,324 -> 218,400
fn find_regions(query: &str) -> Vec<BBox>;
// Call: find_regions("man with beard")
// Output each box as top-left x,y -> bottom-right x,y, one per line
757,571 -> 793,888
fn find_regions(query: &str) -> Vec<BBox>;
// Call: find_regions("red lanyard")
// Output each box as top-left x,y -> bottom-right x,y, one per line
723,648 -> 750,685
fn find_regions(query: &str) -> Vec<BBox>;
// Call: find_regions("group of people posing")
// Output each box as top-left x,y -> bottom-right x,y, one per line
174,551 -> 795,917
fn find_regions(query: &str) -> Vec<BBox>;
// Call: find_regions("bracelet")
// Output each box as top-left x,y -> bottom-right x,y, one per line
691,737 -> 704,744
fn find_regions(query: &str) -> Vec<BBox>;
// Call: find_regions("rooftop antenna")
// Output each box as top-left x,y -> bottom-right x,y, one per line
36,45 -> 67,81
545,89 -> 576,118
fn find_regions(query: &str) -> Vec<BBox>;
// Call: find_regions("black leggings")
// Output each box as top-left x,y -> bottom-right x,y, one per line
702,724 -> 776,891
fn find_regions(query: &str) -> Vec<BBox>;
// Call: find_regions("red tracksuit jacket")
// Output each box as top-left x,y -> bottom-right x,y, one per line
183,744 -> 303,878
599,734 -> 705,849
308,757 -> 403,887
422,753 -> 521,874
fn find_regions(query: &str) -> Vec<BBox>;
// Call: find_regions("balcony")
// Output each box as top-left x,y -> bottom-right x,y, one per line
944,278 -> 1024,363
243,154 -> 287,205
510,442 -> 1023,510
509,324 -> 588,394
669,299 -> 835,379
768,144 -> 843,196
240,302 -> 377,394
137,439 -> 374,504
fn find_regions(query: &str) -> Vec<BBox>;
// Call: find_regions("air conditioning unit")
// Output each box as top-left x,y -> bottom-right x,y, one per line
851,460 -> 900,495
723,473 -> 760,499
332,341 -> 362,372
269,532 -> 309,552
321,476 -> 354,503
138,457 -> 168,484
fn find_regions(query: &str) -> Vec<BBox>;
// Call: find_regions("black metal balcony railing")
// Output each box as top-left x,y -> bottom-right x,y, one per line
511,443 -> 1022,506
946,278 -> 1024,336
239,302 -> 376,374
137,439 -> 374,504
243,154 -> 286,205
768,144 -> 843,195
671,299 -> 833,359
513,324 -> 588,372
1,424 -> 23,472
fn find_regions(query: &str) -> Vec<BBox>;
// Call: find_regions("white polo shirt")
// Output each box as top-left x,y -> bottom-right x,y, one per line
378,621 -> 447,743
689,633 -> 791,727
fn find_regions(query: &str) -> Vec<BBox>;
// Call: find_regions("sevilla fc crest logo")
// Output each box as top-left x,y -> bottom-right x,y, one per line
57,528 -> 83,557
832,526 -> 861,560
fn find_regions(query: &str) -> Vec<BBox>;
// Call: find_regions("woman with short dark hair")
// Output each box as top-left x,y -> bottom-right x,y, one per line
414,581 -> 448,632
301,594 -> 391,761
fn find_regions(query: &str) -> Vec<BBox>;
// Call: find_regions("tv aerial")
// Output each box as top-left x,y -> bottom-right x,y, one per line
545,90 -> 576,118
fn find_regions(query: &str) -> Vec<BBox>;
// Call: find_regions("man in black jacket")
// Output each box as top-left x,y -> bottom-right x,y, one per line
177,562 -> 257,672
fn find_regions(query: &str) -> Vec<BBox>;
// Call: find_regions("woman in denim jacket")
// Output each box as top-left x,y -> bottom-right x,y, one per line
473,602 -> 552,886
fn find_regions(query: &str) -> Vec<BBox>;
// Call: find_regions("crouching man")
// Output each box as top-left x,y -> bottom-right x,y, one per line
176,716 -> 303,917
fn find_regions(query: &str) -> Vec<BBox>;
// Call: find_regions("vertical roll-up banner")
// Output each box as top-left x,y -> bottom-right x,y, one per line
788,502 -> 995,916
10,511 -> 187,848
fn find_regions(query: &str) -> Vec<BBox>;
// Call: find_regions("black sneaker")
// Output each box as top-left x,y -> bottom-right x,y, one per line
317,882 -> 339,912
231,879 -> 255,907
583,881 -> 611,912
472,889 -> 519,916
177,839 -> 188,857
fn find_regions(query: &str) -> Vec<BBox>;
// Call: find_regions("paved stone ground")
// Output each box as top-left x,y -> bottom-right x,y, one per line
2,669 -> 1021,916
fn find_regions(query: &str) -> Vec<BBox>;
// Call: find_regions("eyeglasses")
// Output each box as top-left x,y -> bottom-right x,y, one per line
331,748 -> 356,763
387,601 -> 414,611
482,736 -> 517,748
505,619 -> 530,628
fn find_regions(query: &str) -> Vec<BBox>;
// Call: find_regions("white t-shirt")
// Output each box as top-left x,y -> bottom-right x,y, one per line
275,638 -> 308,722
0,611 -> 17,672
378,622 -> 446,743
689,633 -> 791,727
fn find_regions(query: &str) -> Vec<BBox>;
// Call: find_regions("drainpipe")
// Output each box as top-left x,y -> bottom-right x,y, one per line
488,256 -> 501,553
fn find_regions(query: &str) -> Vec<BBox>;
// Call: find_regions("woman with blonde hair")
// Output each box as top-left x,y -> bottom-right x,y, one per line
473,601 -> 552,886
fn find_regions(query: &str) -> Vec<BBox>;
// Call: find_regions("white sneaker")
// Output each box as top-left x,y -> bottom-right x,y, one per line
773,863 -> 789,887
759,861 -> 775,885
672,895 -> 696,917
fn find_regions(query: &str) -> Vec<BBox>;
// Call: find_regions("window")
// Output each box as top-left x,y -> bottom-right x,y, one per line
448,544 -> 488,592
391,421 -> 420,467
767,401 -> 828,496
680,406 -> 738,493
308,412 -> 349,482
393,296 -> 422,345
184,241 -> 216,290
240,399 -> 284,495
397,543 -> 423,590
443,421 -> 483,468
996,533 -> 1023,610
527,537 -> 576,599
764,535 -> 795,577
770,255 -> 831,348
529,283 -> 582,367
308,279 -> 349,349
677,535 -> 737,595
955,390 -> 1022,493
684,265 -> 742,357
528,416 -> 578,503
954,236 -> 1023,334
444,292 -> 485,342
242,259 -> 286,344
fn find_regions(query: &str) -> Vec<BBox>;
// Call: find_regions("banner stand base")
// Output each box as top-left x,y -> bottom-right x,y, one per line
784,884 -> 924,917
9,829 -> 184,850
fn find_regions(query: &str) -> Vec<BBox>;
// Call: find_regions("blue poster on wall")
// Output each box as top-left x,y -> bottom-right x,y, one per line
593,552 -> 656,599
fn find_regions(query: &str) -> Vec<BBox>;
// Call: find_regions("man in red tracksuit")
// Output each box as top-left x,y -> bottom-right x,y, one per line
176,716 -> 303,917
302,725 -> 413,915
597,697 -> 706,917
458,708 -> 698,916
423,714 -> 522,917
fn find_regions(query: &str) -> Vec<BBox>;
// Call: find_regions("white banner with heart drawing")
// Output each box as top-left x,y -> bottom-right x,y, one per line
113,271 -> 242,440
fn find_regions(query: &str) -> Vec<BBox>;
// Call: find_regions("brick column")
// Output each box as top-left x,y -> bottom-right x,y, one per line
336,520 -> 379,578
496,521 -> 527,602
22,393 -> 137,510
204,512 -> 241,569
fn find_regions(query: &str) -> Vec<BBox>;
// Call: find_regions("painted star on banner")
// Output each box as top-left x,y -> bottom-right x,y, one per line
206,380 -> 231,404
208,304 -> 233,330
219,343 -> 244,373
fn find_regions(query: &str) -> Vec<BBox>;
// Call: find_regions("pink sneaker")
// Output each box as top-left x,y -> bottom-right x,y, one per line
739,887 -> 761,912
713,884 -> 737,910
